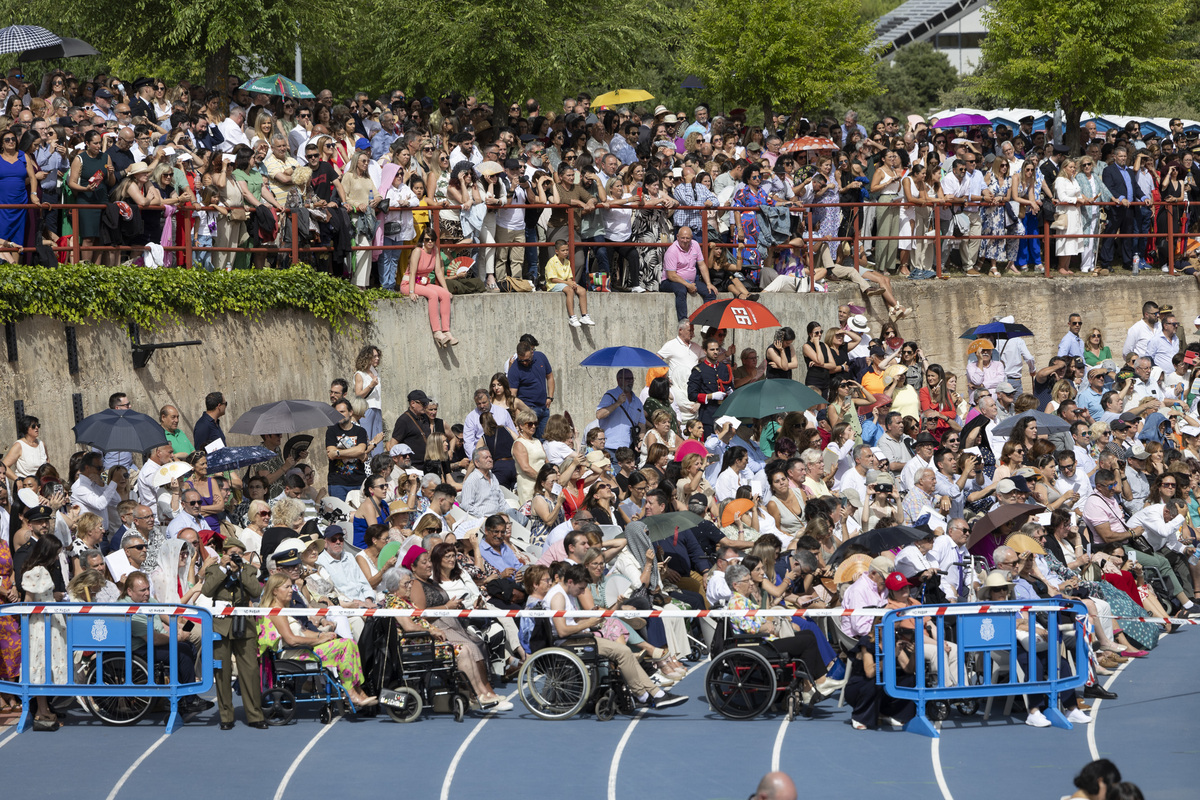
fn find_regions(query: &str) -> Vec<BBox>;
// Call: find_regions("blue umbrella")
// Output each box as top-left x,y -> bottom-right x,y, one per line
580,346 -> 666,368
959,321 -> 1034,340
204,446 -> 280,473
73,409 -> 167,453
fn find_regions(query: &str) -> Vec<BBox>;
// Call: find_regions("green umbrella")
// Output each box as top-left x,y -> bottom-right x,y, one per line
715,379 -> 825,420
239,74 -> 315,99
641,511 -> 704,543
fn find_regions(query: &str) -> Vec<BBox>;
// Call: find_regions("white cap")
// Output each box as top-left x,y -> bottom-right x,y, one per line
389,443 -> 414,457
1179,425 -> 1200,438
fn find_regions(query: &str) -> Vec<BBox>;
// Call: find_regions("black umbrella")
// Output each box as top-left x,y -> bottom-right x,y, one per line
73,409 -> 167,453
828,525 -> 928,564
205,445 -> 279,473
229,399 -> 342,436
18,36 -> 98,62
992,411 -> 1070,437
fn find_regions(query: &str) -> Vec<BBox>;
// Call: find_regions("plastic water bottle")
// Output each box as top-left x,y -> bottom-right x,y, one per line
1189,550 -> 1200,566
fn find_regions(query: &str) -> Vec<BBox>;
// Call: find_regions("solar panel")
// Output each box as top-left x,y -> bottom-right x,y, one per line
873,0 -> 989,55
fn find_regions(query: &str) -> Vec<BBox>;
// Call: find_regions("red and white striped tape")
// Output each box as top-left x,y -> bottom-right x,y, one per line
3,602 -> 1194,626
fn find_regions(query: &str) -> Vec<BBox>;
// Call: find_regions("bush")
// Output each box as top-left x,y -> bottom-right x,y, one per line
0,263 -> 391,332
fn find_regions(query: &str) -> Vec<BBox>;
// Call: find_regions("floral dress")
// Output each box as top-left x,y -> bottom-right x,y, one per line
383,594 -> 461,657
981,174 -> 1016,262
0,541 -> 21,683
257,615 -> 366,693
1041,551 -> 1160,651
524,496 -> 565,549
732,184 -> 774,268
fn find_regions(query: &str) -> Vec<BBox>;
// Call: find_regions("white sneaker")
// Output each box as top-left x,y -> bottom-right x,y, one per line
630,286 -> 646,293
650,671 -> 677,688
1162,264 -> 1170,272
579,314 -> 595,326
1067,708 -> 1092,724
482,699 -> 513,712
1025,709 -> 1052,728
568,316 -> 582,327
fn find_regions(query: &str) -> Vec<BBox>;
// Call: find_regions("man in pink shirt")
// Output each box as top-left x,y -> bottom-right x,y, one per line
659,226 -> 716,321
839,557 -> 891,637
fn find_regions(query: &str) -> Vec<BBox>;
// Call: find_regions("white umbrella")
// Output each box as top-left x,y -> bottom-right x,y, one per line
0,25 -> 62,56
151,461 -> 193,487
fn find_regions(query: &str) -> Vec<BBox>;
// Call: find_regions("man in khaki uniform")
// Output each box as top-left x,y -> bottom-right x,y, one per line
201,536 -> 266,729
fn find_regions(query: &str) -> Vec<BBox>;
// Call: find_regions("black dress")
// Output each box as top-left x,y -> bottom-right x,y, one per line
767,344 -> 796,380
485,427 -> 517,490
802,343 -> 830,392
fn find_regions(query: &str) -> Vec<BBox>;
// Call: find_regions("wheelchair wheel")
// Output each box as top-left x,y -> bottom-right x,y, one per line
518,647 -> 591,721
594,689 -> 616,722
83,655 -> 154,726
319,705 -> 332,724
706,647 -> 777,720
453,694 -> 466,723
262,688 -> 296,726
383,687 -> 423,724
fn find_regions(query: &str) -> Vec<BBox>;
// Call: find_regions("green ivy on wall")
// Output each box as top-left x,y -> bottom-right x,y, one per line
0,264 -> 392,331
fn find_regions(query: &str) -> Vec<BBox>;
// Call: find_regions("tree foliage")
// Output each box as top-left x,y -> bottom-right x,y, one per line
970,0 -> 1199,151
363,0 -> 678,122
0,0 -> 324,88
864,43 -> 959,120
680,0 -> 880,121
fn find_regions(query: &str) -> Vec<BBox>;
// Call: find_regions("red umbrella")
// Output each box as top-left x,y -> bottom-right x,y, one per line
780,136 -> 838,154
688,299 -> 780,330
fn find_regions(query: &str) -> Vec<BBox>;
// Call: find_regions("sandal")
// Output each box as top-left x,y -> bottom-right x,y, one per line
989,267 -> 1001,276
33,714 -> 59,732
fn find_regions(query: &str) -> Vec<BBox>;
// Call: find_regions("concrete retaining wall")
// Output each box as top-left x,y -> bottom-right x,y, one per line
1,275 -> 1187,479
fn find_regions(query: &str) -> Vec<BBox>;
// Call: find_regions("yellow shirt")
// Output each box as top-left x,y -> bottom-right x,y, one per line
861,369 -> 884,396
545,255 -> 573,285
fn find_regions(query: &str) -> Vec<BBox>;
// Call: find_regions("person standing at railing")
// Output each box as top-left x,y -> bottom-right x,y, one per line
981,157 -> 1018,275
65,129 -> 116,264
33,124 -> 67,238
0,128 -> 38,258
869,150 -> 903,274
1099,145 -> 1144,274
1132,152 -> 1158,270
1054,160 -> 1085,276
1076,156 -> 1112,275
1012,158 -> 1048,273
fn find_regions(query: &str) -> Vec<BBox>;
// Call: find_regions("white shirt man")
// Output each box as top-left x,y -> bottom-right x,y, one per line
462,391 -> 515,457
930,520 -> 973,601
316,527 -> 377,603
657,322 -> 703,422
166,491 -> 213,539
71,454 -> 121,532
1123,309 -> 1159,359
216,110 -> 250,153
136,444 -> 173,508
1128,502 -> 1188,554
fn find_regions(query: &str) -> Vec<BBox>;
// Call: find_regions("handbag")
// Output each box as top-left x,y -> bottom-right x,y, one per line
589,271 -> 610,292
500,275 -> 533,292
228,207 -> 249,222
1050,210 -> 1069,231
1004,201 -> 1019,227
383,221 -> 404,237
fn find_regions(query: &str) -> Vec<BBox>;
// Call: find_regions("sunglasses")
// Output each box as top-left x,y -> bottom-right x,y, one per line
326,534 -> 345,543
125,544 -> 147,550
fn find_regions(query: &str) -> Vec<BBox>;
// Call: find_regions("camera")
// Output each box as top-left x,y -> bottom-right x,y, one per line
228,552 -> 243,570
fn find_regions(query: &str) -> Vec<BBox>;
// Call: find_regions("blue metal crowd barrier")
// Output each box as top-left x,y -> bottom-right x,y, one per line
875,599 -> 1089,738
0,602 -> 214,734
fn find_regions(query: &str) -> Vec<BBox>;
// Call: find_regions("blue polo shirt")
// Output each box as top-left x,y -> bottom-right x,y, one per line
508,352 -> 553,407
193,414 -> 223,450
481,540 -> 522,572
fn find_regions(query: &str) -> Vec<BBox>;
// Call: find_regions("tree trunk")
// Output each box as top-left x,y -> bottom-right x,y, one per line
205,43 -> 232,94
1062,100 -> 1083,156
491,77 -> 509,139
762,98 -> 773,130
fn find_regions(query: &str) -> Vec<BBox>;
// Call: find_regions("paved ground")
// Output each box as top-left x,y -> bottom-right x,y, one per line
2,628 -> 1194,800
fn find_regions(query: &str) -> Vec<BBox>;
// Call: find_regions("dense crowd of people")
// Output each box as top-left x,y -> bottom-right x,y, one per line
1,68 -> 1198,328
2,281 -> 1198,732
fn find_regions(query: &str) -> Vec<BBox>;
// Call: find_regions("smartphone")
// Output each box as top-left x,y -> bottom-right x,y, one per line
1184,351 -> 1197,366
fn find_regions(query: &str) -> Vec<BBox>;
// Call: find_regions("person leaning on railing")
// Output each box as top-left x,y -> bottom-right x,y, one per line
65,129 -> 116,264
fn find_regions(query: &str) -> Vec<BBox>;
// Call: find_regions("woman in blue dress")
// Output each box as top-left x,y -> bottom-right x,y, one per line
0,130 -> 40,255
733,164 -> 774,269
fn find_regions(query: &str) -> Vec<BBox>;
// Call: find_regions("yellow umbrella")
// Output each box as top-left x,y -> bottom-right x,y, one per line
592,89 -> 654,108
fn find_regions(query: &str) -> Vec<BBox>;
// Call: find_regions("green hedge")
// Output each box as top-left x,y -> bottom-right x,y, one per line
0,264 -> 394,331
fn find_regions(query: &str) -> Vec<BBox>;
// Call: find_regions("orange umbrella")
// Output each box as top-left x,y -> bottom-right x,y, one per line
720,498 -> 755,527
966,338 -> 994,355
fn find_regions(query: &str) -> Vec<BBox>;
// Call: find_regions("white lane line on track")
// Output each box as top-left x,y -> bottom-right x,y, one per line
770,715 -> 788,772
931,730 -> 953,800
105,733 -> 169,800
274,716 -> 341,800
1087,660 -> 1131,761
608,658 -> 709,800
0,728 -> 19,750
440,690 -> 518,800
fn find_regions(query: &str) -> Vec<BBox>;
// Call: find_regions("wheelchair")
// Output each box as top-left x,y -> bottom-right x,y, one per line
78,651 -> 165,725
259,647 -> 357,725
516,617 -> 637,721
376,628 -> 471,723
703,617 -> 822,721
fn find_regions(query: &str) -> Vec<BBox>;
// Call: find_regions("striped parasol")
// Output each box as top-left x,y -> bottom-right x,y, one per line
779,136 -> 838,154
239,74 -> 315,100
0,25 -> 61,55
